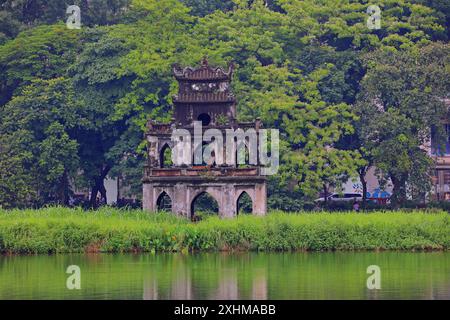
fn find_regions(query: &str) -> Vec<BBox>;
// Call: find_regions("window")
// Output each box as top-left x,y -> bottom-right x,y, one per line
156,192 -> 172,211
237,191 -> 252,214
431,124 -> 450,155
160,144 -> 173,168
345,193 -> 362,198
191,192 -> 219,219
197,113 -> 211,126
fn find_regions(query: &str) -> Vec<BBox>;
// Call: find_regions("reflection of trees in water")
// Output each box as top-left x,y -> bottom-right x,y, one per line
0,253 -> 449,299
141,252 -> 450,300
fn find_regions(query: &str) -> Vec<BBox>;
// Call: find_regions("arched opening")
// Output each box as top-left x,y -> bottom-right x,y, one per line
197,113 -> 211,126
190,192 -> 219,221
160,144 -> 173,168
236,138 -> 250,168
193,142 -> 216,166
237,191 -> 252,214
156,191 -> 172,211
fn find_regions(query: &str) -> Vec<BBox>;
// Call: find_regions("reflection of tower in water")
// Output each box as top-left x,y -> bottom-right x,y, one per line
211,267 -> 239,300
142,256 -> 192,300
142,255 -> 269,300
251,268 -> 268,300
143,277 -> 158,300
169,266 -> 192,299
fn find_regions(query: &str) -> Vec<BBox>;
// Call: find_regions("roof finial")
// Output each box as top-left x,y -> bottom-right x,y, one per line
201,56 -> 209,67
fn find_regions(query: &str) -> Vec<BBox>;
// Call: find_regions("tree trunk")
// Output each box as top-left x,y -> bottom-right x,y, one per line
89,165 -> 111,208
359,168 -> 368,209
390,174 -> 407,207
323,184 -> 328,205
62,170 -> 69,206
89,184 -> 99,208
57,170 -> 69,206
99,180 -> 107,204
117,174 -> 121,203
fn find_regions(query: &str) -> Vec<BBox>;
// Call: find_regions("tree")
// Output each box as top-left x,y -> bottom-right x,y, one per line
280,0 -> 446,51
105,0 -> 198,201
181,0 -> 234,16
412,0 -> 450,39
0,130 -> 35,208
335,126 -> 374,206
284,78 -> 364,200
0,78 -> 82,205
356,42 -> 450,205
0,0 -> 132,41
193,3 -> 363,198
0,24 -> 81,106
1,0 -> 449,209
38,123 -> 79,205
69,28 -> 132,206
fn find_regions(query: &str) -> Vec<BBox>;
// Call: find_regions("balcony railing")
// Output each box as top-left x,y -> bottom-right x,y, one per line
173,92 -> 235,103
144,166 -> 261,178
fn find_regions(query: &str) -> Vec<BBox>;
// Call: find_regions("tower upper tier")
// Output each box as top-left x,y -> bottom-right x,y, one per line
172,57 -> 235,104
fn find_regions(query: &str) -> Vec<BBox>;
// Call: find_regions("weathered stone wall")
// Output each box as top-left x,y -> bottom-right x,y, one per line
143,181 -> 267,218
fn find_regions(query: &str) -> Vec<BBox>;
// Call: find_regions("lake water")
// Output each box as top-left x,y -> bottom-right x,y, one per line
0,252 -> 448,300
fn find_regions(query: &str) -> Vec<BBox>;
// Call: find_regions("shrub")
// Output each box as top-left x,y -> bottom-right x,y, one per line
0,207 -> 448,253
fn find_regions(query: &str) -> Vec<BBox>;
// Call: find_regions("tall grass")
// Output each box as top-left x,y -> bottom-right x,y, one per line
0,207 -> 448,253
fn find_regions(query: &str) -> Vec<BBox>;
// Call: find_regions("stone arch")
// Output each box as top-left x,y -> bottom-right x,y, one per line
193,141 -> 217,166
159,143 -> 173,168
156,191 -> 172,211
236,142 -> 250,167
236,190 -> 253,214
233,135 -> 256,167
190,190 -> 220,219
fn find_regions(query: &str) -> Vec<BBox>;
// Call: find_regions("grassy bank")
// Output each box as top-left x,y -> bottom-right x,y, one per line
0,208 -> 448,253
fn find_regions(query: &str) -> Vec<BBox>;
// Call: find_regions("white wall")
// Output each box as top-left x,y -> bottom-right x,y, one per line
342,167 -> 393,198
104,177 -> 118,205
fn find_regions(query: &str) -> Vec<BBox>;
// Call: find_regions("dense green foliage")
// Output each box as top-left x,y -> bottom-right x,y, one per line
357,43 -> 450,204
0,208 -> 448,253
0,0 -> 449,208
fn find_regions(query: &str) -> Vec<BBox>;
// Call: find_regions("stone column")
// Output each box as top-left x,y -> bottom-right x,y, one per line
173,184 -> 189,218
253,182 -> 267,216
143,183 -> 155,212
220,185 -> 236,218
147,136 -> 159,167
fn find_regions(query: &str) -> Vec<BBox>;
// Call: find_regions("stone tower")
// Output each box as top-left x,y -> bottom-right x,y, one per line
143,58 -> 267,218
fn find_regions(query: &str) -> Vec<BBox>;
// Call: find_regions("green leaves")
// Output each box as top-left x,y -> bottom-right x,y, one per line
0,24 -> 81,105
0,0 -> 448,208
38,123 -> 79,185
356,42 -> 450,203
0,78 -> 83,206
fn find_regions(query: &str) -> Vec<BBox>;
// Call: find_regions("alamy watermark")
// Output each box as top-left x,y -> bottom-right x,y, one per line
171,121 -> 279,175
366,265 -> 381,289
66,5 -> 81,29
66,265 -> 81,290
367,5 -> 382,30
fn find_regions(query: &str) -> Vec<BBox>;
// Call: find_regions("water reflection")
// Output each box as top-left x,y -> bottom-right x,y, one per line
142,256 -> 268,300
0,252 -> 449,300
211,268 -> 238,300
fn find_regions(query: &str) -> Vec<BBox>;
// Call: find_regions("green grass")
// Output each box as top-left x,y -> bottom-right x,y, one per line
0,207 -> 448,253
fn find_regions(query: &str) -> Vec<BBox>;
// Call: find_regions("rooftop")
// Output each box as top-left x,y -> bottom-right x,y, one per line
172,57 -> 234,81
